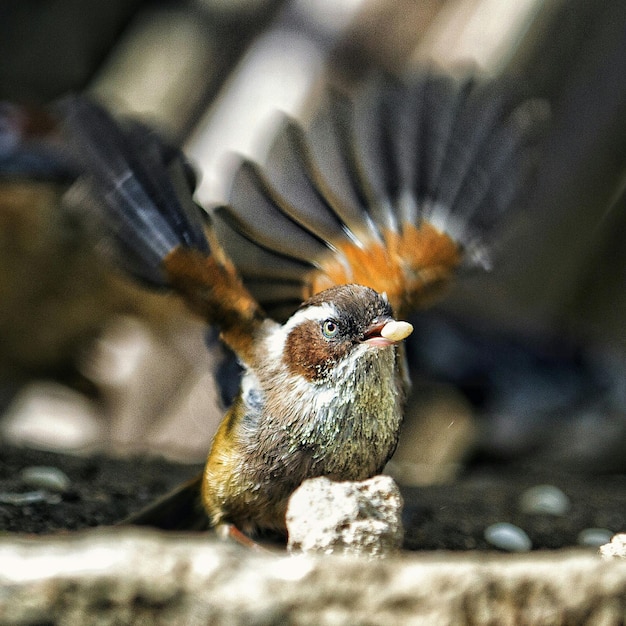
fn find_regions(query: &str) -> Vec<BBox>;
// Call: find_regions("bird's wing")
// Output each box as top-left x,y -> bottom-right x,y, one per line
60,70 -> 547,346
213,70 -> 549,319
60,96 -> 265,363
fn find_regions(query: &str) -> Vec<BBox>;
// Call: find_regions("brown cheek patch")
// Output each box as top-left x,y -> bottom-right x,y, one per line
307,222 -> 462,316
284,320 -> 349,382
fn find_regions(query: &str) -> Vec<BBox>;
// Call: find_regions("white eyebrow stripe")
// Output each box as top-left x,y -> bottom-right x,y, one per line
282,303 -> 338,334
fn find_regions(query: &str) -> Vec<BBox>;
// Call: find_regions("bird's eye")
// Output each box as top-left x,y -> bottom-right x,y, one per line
322,319 -> 339,339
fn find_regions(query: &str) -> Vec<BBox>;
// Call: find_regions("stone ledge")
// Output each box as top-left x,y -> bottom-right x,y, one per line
1,528 -> 625,625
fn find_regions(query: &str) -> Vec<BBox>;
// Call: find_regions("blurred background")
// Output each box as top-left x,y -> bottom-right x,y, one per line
1,0 -> 625,480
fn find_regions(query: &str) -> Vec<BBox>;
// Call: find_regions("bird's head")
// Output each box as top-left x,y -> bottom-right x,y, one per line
270,284 -> 413,385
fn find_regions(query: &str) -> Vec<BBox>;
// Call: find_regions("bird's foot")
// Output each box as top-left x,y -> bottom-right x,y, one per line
215,522 -> 268,552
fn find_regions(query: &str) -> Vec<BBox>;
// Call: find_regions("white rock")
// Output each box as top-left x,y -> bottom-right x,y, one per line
600,533 -> 626,560
286,475 -> 404,557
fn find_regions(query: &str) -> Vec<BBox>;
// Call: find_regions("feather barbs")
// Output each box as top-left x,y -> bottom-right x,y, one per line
307,222 -> 461,316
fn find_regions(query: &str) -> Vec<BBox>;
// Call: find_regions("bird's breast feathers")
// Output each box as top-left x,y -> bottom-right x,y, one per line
239,332 -> 405,480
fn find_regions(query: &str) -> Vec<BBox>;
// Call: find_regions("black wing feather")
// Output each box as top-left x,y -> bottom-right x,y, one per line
213,70 -> 548,319
61,96 -> 210,287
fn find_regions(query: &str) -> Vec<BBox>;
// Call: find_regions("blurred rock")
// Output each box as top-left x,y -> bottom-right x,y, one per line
81,314 -> 222,460
0,382 -> 103,452
0,181 -> 118,383
578,528 -> 614,549
1,528 -> 626,624
410,0 -> 550,76
19,465 -> 71,493
484,522 -> 532,552
0,180 -> 224,458
89,5 -> 216,139
286,475 -> 403,557
519,484 -> 571,516
330,0 -> 445,78
0,490 -> 61,506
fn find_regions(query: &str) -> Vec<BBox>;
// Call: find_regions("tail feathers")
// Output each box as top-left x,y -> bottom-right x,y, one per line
213,70 -> 548,319
61,96 -> 209,287
120,474 -> 210,531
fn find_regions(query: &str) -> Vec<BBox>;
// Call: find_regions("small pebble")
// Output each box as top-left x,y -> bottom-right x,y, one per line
518,484 -> 570,516
577,528 -> 614,548
484,522 -> 532,552
0,490 -> 62,505
20,466 -> 71,493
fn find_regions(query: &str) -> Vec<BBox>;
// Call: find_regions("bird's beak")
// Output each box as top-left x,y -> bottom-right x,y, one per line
363,319 -> 413,347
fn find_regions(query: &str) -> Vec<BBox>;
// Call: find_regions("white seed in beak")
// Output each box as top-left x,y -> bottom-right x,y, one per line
380,320 -> 413,342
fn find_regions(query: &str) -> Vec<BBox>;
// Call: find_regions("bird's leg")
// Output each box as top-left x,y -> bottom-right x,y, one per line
215,522 -> 269,552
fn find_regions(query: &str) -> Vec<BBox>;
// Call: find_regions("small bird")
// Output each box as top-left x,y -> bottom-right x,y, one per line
61,70 -> 545,537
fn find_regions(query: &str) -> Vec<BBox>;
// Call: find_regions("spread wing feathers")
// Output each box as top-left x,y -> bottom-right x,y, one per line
61,96 -> 209,285
61,96 -> 264,360
213,71 -> 548,319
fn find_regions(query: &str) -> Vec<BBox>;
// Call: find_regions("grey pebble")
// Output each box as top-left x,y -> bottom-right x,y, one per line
484,522 -> 532,552
577,528 -> 614,548
518,484 -> 570,516
0,490 -> 62,505
20,466 -> 71,493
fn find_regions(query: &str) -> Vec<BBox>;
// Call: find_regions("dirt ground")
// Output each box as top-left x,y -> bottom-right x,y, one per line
1,443 -> 624,552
